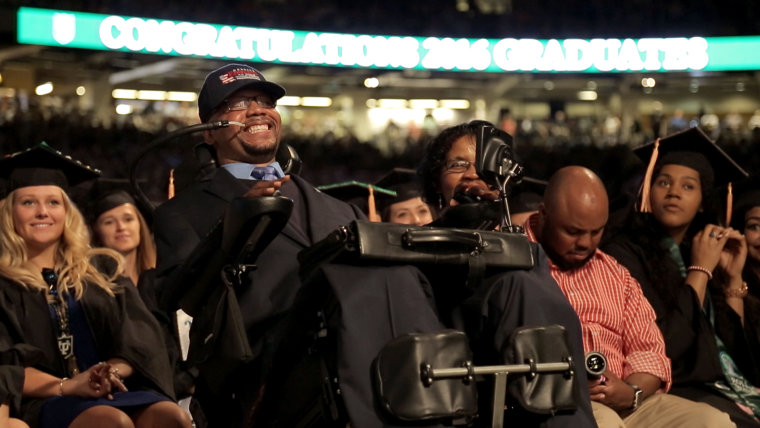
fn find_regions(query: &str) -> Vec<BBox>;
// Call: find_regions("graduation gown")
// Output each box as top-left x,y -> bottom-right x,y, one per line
603,232 -> 760,427
0,275 -> 175,427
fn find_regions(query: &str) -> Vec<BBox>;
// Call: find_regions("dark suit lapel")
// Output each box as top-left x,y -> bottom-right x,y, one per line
202,168 -> 251,202
278,177 -> 312,247
292,176 -> 351,244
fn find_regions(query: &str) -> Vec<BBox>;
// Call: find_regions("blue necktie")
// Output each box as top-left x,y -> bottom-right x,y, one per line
250,165 -> 280,181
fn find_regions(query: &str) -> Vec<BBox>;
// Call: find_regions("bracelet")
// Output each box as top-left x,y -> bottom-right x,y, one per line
686,265 -> 713,280
725,282 -> 749,299
59,377 -> 69,396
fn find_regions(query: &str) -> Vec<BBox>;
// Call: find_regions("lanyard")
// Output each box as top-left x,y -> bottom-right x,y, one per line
42,268 -> 79,377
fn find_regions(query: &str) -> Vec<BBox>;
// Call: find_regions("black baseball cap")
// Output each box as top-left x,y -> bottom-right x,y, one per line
0,142 -> 100,198
198,63 -> 286,122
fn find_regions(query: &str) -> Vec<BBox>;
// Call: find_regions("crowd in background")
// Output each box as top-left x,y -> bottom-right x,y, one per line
1,97 -> 759,207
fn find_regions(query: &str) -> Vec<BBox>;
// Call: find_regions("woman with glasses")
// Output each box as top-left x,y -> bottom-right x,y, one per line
415,121 -> 597,427
0,144 -> 191,428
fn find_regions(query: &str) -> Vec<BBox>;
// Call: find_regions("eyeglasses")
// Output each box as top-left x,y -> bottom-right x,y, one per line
444,159 -> 473,173
224,95 -> 277,111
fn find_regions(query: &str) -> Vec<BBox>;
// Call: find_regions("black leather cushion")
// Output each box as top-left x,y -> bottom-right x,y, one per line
373,330 -> 478,423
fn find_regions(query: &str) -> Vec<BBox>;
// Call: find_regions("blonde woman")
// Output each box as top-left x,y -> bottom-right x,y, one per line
0,144 -> 190,428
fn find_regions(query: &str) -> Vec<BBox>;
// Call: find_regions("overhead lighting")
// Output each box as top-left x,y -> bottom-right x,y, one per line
112,89 -> 197,102
75,86 -> 86,96
301,97 -> 332,107
112,89 -> 137,99
641,77 -> 656,88
115,104 -> 133,115
35,82 -> 53,96
166,91 -> 196,102
278,96 -> 300,106
137,90 -> 165,101
378,98 -> 407,109
409,99 -> 438,109
577,90 -> 597,101
439,99 -> 470,109
364,77 -> 380,88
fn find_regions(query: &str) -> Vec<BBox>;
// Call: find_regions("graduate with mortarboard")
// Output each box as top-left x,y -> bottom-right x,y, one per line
602,127 -> 760,427
374,168 -> 435,226
83,179 -> 156,287
316,180 -> 395,221
0,143 -> 191,428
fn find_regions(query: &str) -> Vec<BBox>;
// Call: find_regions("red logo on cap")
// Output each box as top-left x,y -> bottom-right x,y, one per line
219,69 -> 263,85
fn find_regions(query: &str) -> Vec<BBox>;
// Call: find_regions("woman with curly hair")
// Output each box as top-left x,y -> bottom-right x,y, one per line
0,144 -> 190,428
602,127 -> 760,427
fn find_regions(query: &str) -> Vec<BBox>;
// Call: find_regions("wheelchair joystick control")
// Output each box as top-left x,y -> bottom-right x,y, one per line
585,351 -> 607,380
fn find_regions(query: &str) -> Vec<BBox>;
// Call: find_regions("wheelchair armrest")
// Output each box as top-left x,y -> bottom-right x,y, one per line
373,330 -> 478,425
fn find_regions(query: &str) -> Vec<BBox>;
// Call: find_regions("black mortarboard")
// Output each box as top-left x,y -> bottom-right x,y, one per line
374,168 -> 426,213
508,176 -> 547,214
633,126 -> 748,187
633,126 -> 748,214
0,143 -> 100,198
317,180 -> 396,222
83,178 -> 154,227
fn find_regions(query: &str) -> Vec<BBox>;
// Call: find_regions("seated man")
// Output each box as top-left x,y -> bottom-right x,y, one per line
152,63 -> 443,427
524,165 -> 734,427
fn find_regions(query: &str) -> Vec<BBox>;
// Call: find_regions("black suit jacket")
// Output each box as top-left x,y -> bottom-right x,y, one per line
154,167 -> 365,331
153,167 -> 367,425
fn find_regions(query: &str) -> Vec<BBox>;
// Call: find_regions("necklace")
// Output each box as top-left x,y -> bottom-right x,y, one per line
42,268 -> 79,377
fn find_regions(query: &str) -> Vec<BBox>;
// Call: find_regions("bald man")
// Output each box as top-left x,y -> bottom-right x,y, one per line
523,166 -> 734,428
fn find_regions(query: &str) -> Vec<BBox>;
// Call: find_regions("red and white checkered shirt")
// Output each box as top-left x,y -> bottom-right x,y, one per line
525,215 -> 672,391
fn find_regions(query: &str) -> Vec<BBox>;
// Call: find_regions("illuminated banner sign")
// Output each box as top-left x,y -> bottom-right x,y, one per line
17,7 -> 760,73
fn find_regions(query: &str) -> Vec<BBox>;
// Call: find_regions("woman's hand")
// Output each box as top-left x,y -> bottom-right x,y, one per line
718,228 -> 747,279
65,362 -> 127,399
691,224 -> 733,272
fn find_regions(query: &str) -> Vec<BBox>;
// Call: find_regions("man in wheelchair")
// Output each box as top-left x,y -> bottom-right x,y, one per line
152,63 -> 595,427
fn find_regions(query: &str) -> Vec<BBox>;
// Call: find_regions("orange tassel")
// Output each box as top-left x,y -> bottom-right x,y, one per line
168,169 -> 175,200
367,186 -> 381,222
639,139 -> 660,213
725,182 -> 733,226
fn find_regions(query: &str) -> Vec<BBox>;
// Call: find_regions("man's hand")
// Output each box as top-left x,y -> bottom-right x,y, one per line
242,176 -> 290,198
588,370 -> 634,411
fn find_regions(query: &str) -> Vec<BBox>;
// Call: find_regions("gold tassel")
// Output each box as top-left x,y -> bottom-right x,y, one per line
725,182 -> 733,226
168,169 -> 175,200
367,186 -> 381,222
639,139 -> 660,213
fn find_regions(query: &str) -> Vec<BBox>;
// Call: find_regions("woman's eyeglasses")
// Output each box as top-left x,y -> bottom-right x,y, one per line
444,160 -> 473,173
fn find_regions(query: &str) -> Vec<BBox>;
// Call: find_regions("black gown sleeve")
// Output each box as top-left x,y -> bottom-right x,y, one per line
603,236 -> 723,385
